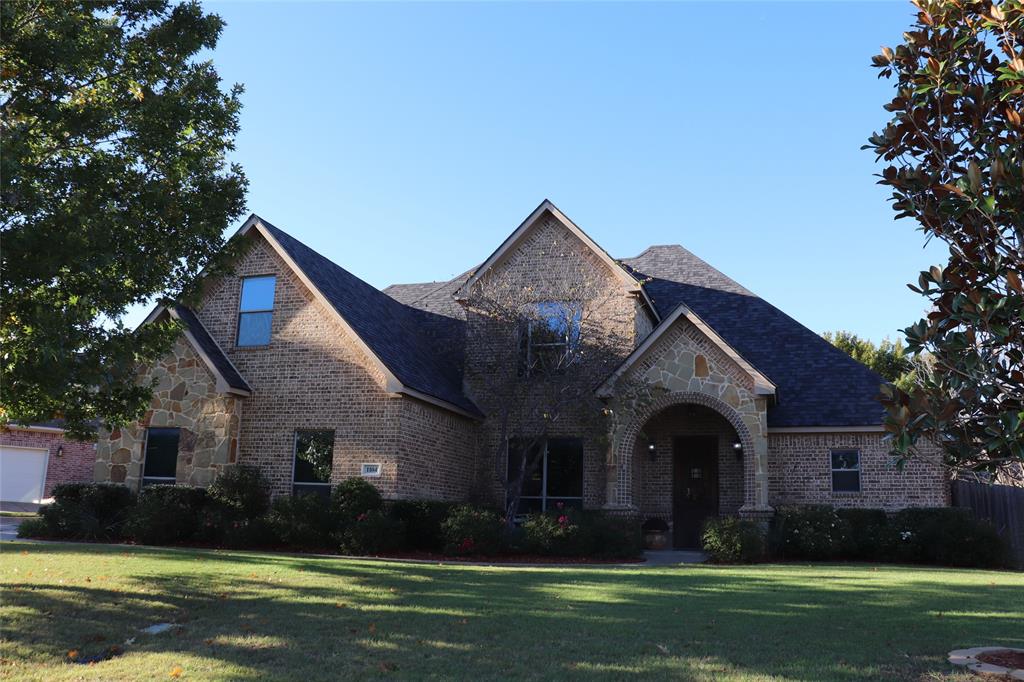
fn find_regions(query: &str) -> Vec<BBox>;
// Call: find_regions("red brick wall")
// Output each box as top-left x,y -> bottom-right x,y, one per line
0,428 -> 96,498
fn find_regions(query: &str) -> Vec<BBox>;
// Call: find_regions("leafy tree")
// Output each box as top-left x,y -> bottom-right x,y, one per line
866,0 -> 1024,472
1,1 -> 247,438
823,331 -> 916,390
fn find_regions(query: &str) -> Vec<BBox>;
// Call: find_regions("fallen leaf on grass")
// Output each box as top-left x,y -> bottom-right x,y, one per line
66,650 -> 79,660
379,661 -> 397,672
655,644 -> 670,655
169,665 -> 183,678
368,623 -> 377,634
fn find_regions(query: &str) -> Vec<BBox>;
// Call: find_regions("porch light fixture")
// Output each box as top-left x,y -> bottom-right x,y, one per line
646,441 -> 657,461
56,445 -> 63,458
732,440 -> 743,457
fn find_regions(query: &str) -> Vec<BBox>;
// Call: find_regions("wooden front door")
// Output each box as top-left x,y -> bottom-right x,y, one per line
672,436 -> 719,549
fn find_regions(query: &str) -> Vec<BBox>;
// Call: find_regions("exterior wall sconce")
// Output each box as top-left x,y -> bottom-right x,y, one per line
732,440 -> 743,457
646,441 -> 657,461
56,445 -> 64,458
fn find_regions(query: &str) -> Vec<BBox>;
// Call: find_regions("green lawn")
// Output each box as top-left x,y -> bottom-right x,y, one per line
0,542 -> 1021,681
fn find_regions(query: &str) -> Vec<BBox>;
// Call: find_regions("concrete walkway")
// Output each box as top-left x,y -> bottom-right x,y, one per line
643,550 -> 708,566
0,516 -> 27,542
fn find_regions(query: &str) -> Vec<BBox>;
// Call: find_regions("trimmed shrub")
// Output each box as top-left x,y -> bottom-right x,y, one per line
331,478 -> 383,524
207,465 -> 270,520
587,512 -> 643,559
340,510 -> 406,555
123,485 -> 208,545
16,516 -> 50,539
770,506 -> 844,560
892,507 -> 1007,568
267,493 -> 337,548
39,483 -> 136,541
836,508 -> 894,561
441,505 -> 504,556
701,517 -> 765,564
388,500 -> 456,552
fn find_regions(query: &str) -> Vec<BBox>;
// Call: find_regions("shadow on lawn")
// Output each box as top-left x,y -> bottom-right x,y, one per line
4,543 -> 1023,681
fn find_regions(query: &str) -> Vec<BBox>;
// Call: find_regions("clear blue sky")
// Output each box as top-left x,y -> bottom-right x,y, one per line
133,1 -> 946,343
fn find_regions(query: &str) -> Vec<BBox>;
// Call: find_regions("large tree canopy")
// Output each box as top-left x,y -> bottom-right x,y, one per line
1,1 -> 247,437
867,0 -> 1024,472
823,331 -> 916,390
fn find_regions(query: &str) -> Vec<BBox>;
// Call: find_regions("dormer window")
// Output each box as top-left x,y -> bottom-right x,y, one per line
521,301 -> 582,374
237,275 -> 276,346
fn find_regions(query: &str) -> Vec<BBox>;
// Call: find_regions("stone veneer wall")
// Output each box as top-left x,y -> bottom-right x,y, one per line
0,428 -> 96,498
637,404 -> 744,523
194,234 -> 477,499
608,315 -> 769,511
94,336 -> 241,490
768,432 -> 948,509
462,212 -> 650,509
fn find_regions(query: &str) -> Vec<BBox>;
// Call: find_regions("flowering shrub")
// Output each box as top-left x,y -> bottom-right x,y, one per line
330,478 -> 383,524
522,510 -> 586,556
440,505 -> 504,556
339,510 -> 405,555
769,506 -> 844,560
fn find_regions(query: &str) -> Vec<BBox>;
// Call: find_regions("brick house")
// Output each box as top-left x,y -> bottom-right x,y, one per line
93,200 -> 947,548
1,423 -> 96,505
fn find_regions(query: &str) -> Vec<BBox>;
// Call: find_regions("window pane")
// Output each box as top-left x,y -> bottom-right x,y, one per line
831,450 -> 859,471
144,428 -> 179,479
240,276 -> 276,311
507,439 -> 543,497
832,470 -> 860,492
294,430 -> 334,484
237,311 -> 272,346
546,438 -> 583,497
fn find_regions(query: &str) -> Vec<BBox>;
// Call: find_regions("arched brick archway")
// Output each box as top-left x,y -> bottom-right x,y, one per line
605,391 -> 766,513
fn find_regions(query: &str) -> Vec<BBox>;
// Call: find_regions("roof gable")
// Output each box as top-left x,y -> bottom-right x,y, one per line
455,200 -> 659,320
237,215 -> 481,418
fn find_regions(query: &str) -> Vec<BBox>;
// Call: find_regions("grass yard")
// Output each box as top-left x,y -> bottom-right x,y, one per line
0,542 -> 1021,681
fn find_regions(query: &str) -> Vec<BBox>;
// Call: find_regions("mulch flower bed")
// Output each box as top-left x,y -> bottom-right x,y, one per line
977,649 -> 1024,669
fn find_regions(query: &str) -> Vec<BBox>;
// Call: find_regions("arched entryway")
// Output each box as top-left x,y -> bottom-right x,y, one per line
605,391 -> 771,534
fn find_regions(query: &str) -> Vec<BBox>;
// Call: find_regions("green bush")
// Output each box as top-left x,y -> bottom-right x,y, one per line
123,485 -> 208,545
702,517 -> 766,564
892,507 -> 1007,568
441,505 -> 504,556
770,506 -> 844,560
522,509 -> 589,556
39,483 -> 136,541
331,478 -> 383,524
16,516 -> 50,539
267,493 -> 338,548
388,500 -> 456,551
836,508 -> 894,561
207,465 -> 270,520
340,510 -> 406,555
586,512 -> 643,559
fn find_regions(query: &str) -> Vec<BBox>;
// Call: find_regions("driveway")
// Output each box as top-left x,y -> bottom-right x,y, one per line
0,515 -> 27,541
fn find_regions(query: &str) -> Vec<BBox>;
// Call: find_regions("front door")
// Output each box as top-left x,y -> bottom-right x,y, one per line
672,436 -> 719,549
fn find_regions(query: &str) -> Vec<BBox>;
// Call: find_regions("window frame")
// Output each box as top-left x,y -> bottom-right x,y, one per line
507,437 -> 584,515
236,275 -> 277,347
142,427 -> 180,487
830,448 -> 861,493
521,301 -> 582,375
291,429 -> 335,499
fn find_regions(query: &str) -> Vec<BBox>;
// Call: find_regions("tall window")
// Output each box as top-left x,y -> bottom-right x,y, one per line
831,449 -> 861,492
293,430 -> 334,498
237,275 -> 276,346
507,437 -> 584,514
143,428 -> 180,486
521,301 -> 582,374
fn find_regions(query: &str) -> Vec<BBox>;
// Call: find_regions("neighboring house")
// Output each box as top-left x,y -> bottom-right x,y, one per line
0,423 -> 96,505
93,200 -> 947,548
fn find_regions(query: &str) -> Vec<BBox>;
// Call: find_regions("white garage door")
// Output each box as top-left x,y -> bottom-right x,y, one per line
0,446 -> 49,503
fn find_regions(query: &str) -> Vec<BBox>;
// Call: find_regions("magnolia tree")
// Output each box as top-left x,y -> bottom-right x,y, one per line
460,237 -> 634,524
867,0 -> 1024,473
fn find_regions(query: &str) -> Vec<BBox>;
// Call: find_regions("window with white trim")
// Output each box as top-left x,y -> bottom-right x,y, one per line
831,449 -> 861,492
237,275 -> 276,346
520,301 -> 582,375
293,430 -> 334,499
142,428 -> 179,486
507,437 -> 583,514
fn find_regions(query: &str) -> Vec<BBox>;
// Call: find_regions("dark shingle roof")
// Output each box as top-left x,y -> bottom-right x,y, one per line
173,305 -> 252,394
257,218 -> 480,416
621,246 -> 887,428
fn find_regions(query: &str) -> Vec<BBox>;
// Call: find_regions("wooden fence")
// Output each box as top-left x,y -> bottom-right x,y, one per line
951,479 -> 1024,568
